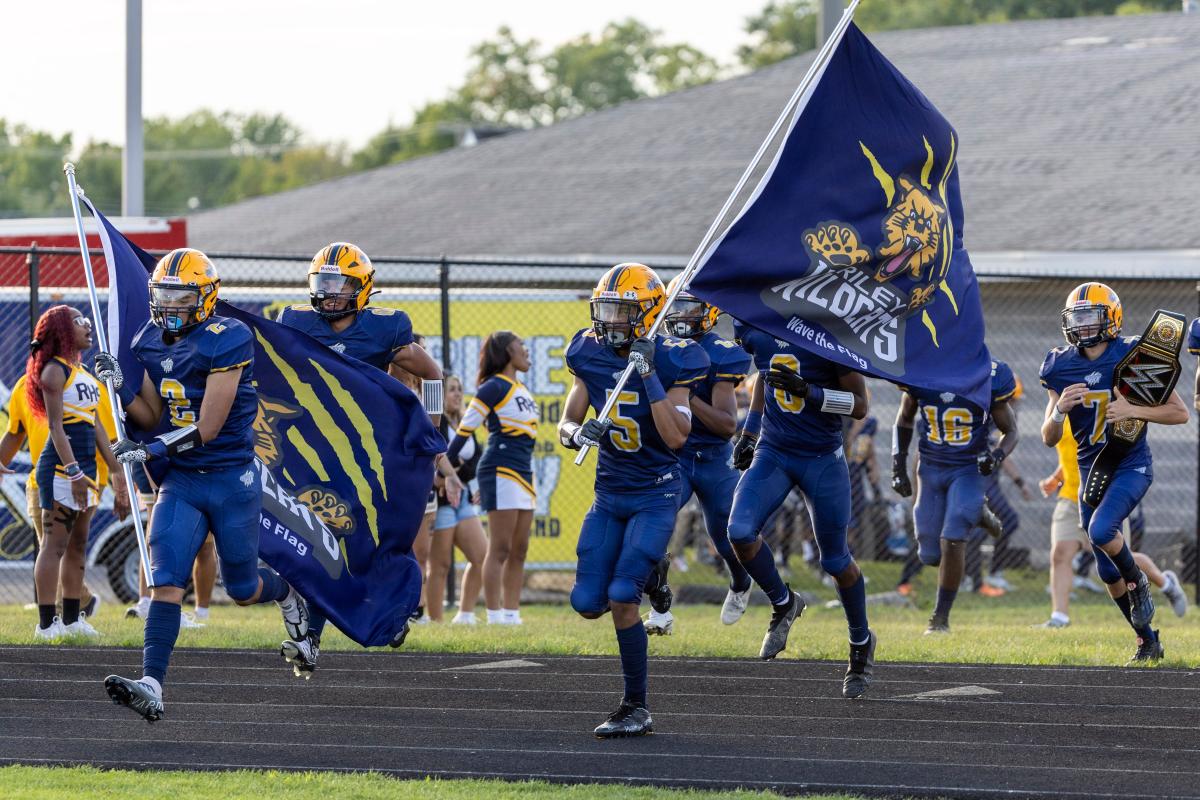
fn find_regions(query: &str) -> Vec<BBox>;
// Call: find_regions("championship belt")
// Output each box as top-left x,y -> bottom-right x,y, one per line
1081,310 -> 1184,507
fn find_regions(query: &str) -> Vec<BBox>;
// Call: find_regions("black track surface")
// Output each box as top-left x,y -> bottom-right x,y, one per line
1,645 -> 1198,798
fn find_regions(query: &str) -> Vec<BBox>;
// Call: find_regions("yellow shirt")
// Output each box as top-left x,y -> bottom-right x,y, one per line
5,374 -> 116,489
1056,417 -> 1080,500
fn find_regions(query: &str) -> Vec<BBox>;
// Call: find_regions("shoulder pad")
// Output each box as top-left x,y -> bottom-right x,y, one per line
566,328 -> 599,367
368,307 -> 398,316
990,359 -> 1016,401
1039,347 -> 1067,386
288,304 -> 313,312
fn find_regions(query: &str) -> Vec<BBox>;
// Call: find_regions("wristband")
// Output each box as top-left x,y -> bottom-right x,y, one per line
559,422 -> 582,450
819,387 -> 856,416
1050,406 -> 1066,423
643,373 -> 667,404
156,423 -> 203,457
64,462 -> 84,481
421,380 -> 444,415
743,410 -> 763,436
993,448 -> 1007,465
117,382 -> 137,407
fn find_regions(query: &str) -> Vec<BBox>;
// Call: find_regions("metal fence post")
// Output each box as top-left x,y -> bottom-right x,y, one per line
26,242 -> 39,343
438,254 -> 456,610
1195,281 -> 1199,603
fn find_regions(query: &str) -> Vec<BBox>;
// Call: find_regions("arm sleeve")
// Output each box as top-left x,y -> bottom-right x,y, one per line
456,377 -> 508,436
206,321 -> 255,374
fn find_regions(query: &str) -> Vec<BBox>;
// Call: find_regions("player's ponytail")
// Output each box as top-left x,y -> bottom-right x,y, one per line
477,330 -> 518,386
26,305 -> 80,420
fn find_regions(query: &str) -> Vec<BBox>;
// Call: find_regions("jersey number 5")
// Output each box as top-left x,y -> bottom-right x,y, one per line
160,378 -> 197,427
604,390 -> 642,452
769,354 -> 805,414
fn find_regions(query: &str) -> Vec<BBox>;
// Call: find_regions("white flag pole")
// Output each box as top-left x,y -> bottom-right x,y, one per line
575,0 -> 861,466
62,163 -> 154,584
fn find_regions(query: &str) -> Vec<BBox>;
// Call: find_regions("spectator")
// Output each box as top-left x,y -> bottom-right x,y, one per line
427,374 -> 487,624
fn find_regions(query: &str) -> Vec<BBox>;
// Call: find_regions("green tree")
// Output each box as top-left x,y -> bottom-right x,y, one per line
0,121 -> 74,217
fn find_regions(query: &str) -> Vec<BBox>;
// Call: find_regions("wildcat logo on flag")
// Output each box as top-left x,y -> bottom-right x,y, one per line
689,24 -> 991,410
83,197 -> 443,646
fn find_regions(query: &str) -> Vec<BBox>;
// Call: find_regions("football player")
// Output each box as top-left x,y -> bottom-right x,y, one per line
277,243 -> 458,674
1189,317 -> 1200,411
97,248 -> 307,722
891,358 -> 1019,634
660,276 -> 754,625
559,263 -> 708,737
1040,283 -> 1189,663
729,321 -> 875,698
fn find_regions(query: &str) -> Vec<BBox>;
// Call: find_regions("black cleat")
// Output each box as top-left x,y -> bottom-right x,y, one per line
281,634 -> 320,679
389,621 -> 411,649
1128,631 -> 1164,665
979,505 -> 1004,540
844,630 -> 877,699
105,675 -> 163,723
759,589 -> 804,660
645,554 -> 673,615
924,614 -> 950,635
594,700 -> 653,738
1126,573 -> 1155,630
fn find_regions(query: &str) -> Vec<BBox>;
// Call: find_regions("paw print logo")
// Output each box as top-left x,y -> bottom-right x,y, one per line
804,223 -> 870,268
907,284 -> 936,310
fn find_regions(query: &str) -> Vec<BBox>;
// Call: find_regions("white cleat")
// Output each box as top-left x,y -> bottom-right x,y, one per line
644,609 -> 674,636
63,614 -> 101,638
276,585 -> 309,641
180,611 -> 205,629
33,617 -> 66,641
721,587 -> 752,625
280,636 -> 319,679
1162,571 -> 1188,618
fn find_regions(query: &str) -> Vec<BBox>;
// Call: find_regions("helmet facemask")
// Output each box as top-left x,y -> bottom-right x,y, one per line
150,283 -> 208,333
1061,305 -> 1115,348
310,269 -> 364,320
591,298 -> 645,348
662,296 -> 711,339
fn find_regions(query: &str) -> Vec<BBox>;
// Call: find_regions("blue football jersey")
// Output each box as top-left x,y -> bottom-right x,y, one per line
909,359 -> 1016,467
734,322 -> 845,456
1040,337 -> 1151,472
1188,317 -> 1200,356
566,329 -> 708,494
132,315 -> 257,470
278,305 -> 414,371
684,331 -> 751,452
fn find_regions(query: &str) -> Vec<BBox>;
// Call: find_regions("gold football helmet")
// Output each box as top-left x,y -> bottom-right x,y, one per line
590,263 -> 666,348
309,242 -> 375,320
1061,282 -> 1122,347
149,248 -> 220,332
662,273 -> 719,339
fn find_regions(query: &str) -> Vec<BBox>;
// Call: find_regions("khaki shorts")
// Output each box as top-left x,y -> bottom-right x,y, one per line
1051,497 -> 1090,548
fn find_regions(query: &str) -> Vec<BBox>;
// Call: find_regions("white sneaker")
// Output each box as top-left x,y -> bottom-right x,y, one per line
450,612 -> 477,625
276,585 -> 309,640
984,573 -> 1013,592
644,609 -> 674,636
1162,571 -> 1188,618
63,614 -> 101,638
34,617 -> 65,641
414,614 -> 431,626
1073,575 -> 1105,594
180,611 -> 205,629
721,587 -> 752,625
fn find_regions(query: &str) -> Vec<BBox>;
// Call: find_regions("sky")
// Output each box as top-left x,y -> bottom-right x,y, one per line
8,1 -> 770,151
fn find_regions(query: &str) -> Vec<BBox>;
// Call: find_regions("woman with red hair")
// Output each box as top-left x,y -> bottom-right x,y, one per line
25,305 -> 126,640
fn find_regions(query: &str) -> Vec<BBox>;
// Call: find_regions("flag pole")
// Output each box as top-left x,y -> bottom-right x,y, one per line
575,0 -> 861,466
62,163 -> 153,585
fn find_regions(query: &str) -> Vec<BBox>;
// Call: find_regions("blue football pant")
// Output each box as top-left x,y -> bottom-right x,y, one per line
913,461 -> 989,566
728,443 -> 853,576
678,443 -> 751,590
1080,465 -> 1152,583
148,463 -> 262,601
571,489 -> 680,614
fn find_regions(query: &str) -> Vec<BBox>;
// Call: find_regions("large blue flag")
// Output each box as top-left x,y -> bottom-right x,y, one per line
689,24 -> 991,410
85,197 -> 441,646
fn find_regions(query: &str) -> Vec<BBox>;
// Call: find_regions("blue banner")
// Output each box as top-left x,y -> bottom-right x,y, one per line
89,200 -> 441,646
690,24 -> 991,411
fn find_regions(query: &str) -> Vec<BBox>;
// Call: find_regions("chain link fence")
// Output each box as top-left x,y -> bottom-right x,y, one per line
0,245 -> 1195,606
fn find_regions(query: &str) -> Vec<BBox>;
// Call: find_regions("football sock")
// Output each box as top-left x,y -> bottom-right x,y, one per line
61,597 -> 80,626
38,604 -> 56,630
615,621 -> 648,707
933,587 -> 958,619
143,600 -> 182,686
1109,544 -> 1142,585
257,567 -> 290,603
897,550 -> 923,586
1113,592 -> 1156,641
712,536 -> 752,593
742,540 -> 790,607
307,608 -> 328,642
837,574 -> 870,643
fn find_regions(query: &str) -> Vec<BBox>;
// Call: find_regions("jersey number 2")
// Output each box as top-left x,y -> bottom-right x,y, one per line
160,379 -> 196,427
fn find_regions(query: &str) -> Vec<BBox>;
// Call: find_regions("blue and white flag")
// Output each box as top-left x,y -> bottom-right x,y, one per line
85,198 -> 442,646
689,24 -> 991,410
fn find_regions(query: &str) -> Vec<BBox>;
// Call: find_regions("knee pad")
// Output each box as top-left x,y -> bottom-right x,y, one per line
726,518 -> 758,547
223,575 -> 259,603
819,552 -> 852,576
570,583 -> 608,616
606,576 -> 642,606
1088,524 -> 1118,548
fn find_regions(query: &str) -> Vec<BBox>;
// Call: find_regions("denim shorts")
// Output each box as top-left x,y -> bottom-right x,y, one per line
435,490 -> 480,530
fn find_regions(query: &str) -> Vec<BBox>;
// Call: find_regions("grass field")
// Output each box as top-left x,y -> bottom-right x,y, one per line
0,767 -> 859,800
2,558 -> 1195,666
